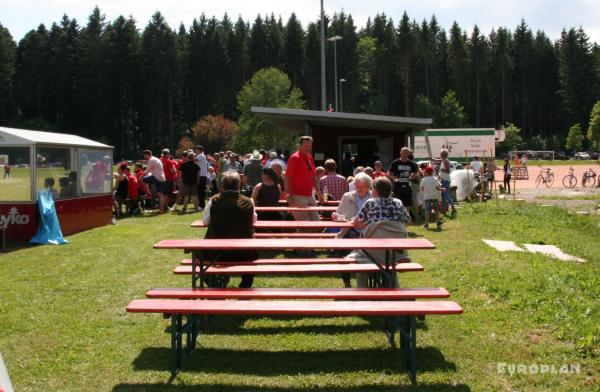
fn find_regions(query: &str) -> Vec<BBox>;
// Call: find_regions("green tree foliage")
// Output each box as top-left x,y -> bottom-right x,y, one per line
0,23 -> 17,123
565,123 -> 585,152
435,90 -> 468,128
4,8 -> 600,157
236,68 -> 304,153
497,122 -> 523,153
412,94 -> 436,119
588,101 -> 600,149
558,28 -> 600,137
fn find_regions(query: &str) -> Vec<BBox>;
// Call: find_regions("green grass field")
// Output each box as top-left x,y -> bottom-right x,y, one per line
0,202 -> 598,391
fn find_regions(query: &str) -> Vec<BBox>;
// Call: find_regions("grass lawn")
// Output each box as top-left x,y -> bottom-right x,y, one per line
0,202 -> 598,391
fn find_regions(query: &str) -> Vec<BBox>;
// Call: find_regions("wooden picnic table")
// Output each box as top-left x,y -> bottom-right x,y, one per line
254,206 -> 338,212
154,238 -> 435,288
277,199 -> 340,206
190,219 -> 353,229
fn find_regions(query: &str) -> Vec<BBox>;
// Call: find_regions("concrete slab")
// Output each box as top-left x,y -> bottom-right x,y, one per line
483,240 -> 525,252
523,244 -> 586,263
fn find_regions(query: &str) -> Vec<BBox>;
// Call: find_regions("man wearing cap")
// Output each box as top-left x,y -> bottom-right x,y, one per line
285,136 -> 324,221
142,149 -> 167,213
193,145 -> 208,210
160,149 -> 177,210
243,150 -> 263,189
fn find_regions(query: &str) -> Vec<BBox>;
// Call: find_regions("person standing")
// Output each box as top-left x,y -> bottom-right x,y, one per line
439,149 -> 456,215
142,150 -> 167,213
178,152 -> 201,212
420,166 -> 443,229
387,147 -> 418,212
284,136 -> 324,221
160,149 -> 177,210
503,158 -> 512,194
3,163 -> 10,179
194,145 -> 208,210
243,151 -> 264,189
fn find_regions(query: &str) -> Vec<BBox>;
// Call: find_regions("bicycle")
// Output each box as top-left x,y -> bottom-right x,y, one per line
562,166 -> 577,188
535,166 -> 554,188
581,168 -> 597,188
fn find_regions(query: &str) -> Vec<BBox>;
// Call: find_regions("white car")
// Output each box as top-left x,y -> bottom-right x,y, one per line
417,160 -> 461,172
573,152 -> 591,160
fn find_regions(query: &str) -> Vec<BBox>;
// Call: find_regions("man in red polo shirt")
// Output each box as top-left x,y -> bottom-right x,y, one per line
284,136 -> 324,221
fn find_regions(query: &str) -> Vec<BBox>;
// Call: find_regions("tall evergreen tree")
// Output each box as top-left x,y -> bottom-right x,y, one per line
79,7 -> 108,139
558,27 -> 600,136
140,12 -> 177,148
468,25 -> 489,127
304,21 -> 323,110
489,27 -> 513,127
511,20 -> 535,136
283,13 -> 305,87
397,12 -> 415,116
0,23 -> 17,123
448,22 -> 470,122
249,15 -> 268,75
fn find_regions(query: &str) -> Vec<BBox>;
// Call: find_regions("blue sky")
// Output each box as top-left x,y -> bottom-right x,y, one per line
1,0 -> 599,43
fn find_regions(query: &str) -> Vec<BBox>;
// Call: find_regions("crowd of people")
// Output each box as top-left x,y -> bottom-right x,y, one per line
113,138 -> 467,229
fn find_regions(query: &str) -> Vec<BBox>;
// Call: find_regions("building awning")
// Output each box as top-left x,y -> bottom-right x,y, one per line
251,107 -> 432,133
0,127 -> 113,149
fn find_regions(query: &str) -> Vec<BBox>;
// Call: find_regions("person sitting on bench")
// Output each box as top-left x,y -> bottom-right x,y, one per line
202,170 -> 258,288
350,176 -> 411,288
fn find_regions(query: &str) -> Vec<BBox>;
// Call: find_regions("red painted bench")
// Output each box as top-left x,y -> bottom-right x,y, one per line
179,257 -> 412,266
155,238 -> 434,289
126,298 -> 463,382
146,287 -> 450,300
191,220 -> 353,229
254,232 -> 338,238
173,262 -> 424,276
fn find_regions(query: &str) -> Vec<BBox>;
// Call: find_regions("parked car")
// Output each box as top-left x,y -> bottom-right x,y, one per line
573,152 -> 591,160
555,151 -> 569,160
589,152 -> 599,160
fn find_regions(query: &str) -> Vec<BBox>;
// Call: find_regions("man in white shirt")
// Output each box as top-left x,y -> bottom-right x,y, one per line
194,145 -> 209,210
470,156 -> 483,176
142,149 -> 167,213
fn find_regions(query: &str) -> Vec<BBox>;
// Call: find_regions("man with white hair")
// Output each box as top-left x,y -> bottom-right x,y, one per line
265,151 -> 287,171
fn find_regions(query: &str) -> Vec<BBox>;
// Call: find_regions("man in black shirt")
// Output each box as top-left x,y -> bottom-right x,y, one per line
178,152 -> 201,212
387,147 -> 419,209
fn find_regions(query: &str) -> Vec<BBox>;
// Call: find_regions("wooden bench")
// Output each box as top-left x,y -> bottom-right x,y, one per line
173,262 -> 424,276
147,287 -> 450,300
126,298 -> 463,382
179,256 -> 412,265
254,232 -> 337,238
155,238 -> 434,289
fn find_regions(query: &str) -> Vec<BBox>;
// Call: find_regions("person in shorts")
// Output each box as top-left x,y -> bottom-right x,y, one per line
420,166 -> 443,229
160,148 -> 177,210
178,152 -> 201,212
142,149 -> 167,213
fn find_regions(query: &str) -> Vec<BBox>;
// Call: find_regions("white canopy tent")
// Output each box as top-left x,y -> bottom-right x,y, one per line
0,127 -> 113,202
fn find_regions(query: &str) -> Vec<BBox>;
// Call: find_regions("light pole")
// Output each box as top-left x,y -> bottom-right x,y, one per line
327,35 -> 343,111
320,0 -> 326,111
339,78 -> 346,112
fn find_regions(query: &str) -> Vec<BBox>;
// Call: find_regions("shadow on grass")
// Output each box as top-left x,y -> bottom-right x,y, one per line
132,346 -> 456,375
113,383 -> 471,392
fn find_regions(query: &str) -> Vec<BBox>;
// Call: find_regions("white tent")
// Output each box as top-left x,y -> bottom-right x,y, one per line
0,127 -> 112,149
